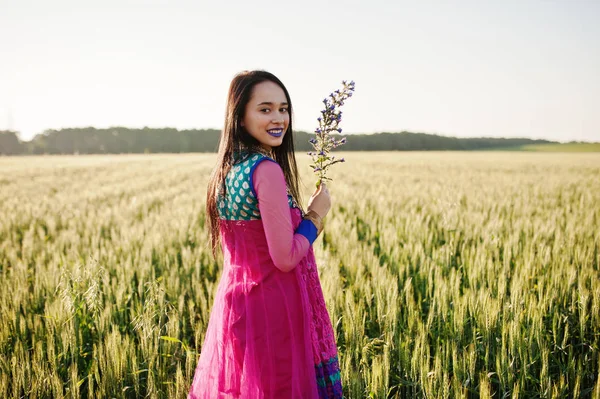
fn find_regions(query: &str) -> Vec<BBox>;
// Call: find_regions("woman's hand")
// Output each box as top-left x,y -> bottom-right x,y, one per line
307,183 -> 331,219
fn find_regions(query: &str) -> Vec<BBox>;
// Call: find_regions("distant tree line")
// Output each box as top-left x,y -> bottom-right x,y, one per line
1,127 -> 557,155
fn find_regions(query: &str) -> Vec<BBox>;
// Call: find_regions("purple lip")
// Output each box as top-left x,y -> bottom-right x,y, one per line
267,130 -> 283,137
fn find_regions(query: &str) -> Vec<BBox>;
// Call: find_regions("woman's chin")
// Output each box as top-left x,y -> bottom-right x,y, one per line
265,137 -> 284,146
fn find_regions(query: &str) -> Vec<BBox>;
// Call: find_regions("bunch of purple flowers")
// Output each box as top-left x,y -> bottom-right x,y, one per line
308,80 -> 355,187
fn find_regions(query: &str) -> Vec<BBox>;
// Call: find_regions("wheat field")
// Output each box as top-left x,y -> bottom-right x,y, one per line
0,152 -> 599,398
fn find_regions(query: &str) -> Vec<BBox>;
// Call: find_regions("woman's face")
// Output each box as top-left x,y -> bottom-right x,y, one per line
242,80 -> 290,151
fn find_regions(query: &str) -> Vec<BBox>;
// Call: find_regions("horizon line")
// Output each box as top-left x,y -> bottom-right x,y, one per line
2,126 -> 598,145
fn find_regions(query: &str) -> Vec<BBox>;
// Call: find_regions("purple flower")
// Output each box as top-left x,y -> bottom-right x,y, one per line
308,79 -> 355,186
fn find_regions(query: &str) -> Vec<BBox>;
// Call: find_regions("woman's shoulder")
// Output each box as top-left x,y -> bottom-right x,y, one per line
229,151 -> 278,181
223,151 -> 278,194
219,149 -> 298,219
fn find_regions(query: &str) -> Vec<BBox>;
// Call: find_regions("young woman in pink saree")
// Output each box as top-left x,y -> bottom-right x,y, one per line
188,71 -> 343,398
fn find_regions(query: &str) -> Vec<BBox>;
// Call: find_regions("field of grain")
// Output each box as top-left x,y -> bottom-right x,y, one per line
0,152 -> 599,398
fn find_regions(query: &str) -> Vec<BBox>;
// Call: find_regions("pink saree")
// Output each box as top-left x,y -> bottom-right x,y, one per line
188,153 -> 343,398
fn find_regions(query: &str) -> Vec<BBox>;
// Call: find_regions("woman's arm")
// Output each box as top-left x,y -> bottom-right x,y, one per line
252,159 -> 318,273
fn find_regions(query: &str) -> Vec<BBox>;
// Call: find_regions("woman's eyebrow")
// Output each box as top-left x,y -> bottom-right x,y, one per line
256,101 -> 289,106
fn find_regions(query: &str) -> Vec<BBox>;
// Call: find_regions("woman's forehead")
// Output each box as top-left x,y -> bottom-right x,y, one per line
249,81 -> 287,104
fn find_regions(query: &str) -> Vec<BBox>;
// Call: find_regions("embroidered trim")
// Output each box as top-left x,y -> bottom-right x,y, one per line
315,355 -> 343,398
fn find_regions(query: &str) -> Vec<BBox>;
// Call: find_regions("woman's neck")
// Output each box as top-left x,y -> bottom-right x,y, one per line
251,145 -> 275,159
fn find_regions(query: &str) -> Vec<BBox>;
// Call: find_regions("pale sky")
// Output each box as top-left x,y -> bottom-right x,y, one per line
1,0 -> 599,142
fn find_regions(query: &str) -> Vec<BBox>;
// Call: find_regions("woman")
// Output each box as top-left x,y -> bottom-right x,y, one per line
189,70 -> 343,398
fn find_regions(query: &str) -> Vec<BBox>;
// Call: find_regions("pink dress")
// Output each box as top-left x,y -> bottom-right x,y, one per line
188,151 -> 343,399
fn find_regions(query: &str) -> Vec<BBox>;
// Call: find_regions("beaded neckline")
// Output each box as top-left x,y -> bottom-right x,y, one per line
233,147 -> 274,162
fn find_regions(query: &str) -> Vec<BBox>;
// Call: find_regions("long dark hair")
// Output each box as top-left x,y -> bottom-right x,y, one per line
206,70 -> 304,258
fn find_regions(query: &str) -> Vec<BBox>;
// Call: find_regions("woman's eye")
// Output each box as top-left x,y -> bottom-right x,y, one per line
280,108 -> 288,113
260,109 -> 270,113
